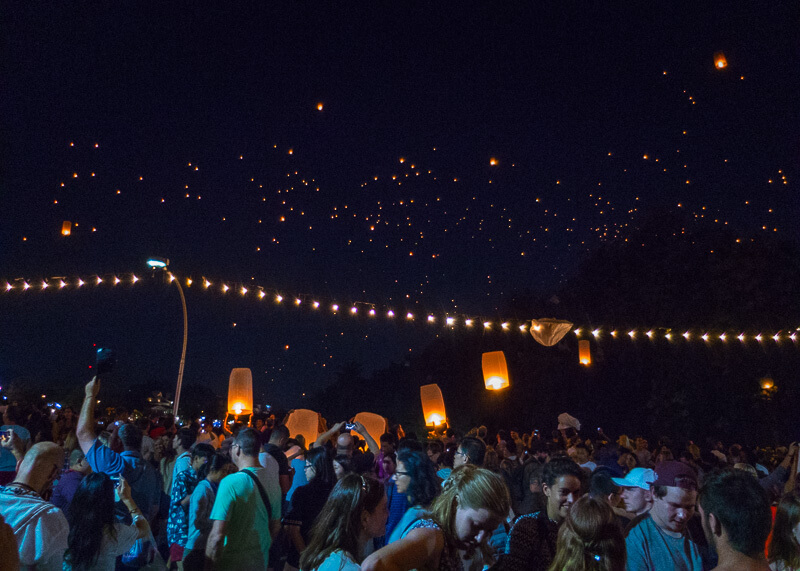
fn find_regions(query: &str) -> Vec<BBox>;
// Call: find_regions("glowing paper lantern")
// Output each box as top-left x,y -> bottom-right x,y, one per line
420,384 -> 447,427
714,51 -> 727,69
61,221 -> 72,236
352,412 -> 387,445
227,368 -> 253,415
578,340 -> 591,366
529,318 -> 574,347
482,351 -> 510,390
285,409 -> 322,446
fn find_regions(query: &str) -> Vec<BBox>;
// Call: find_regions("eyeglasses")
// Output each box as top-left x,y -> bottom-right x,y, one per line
455,450 -> 468,458
304,464 -> 314,470
395,471 -> 411,477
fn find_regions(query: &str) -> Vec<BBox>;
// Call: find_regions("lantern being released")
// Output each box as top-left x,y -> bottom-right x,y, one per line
579,340 -> 591,366
352,412 -> 387,445
482,351 -> 510,390
61,221 -> 72,236
285,409 -> 322,446
227,368 -> 253,415
714,51 -> 727,69
420,384 -> 447,427
529,318 -> 574,347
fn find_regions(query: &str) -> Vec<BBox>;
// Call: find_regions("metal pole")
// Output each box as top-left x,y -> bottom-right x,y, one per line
171,273 -> 188,417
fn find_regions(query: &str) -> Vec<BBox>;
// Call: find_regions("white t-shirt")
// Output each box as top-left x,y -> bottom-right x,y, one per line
258,451 -> 281,484
316,549 -> 360,571
82,522 -> 139,571
0,486 -> 68,570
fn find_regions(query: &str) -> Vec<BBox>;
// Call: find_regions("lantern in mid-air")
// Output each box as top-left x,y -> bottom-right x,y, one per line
482,351 -> 510,390
530,318 -> 574,347
285,409 -> 322,446
352,412 -> 387,445
61,221 -> 72,236
714,51 -> 727,69
227,368 -> 253,415
579,340 -> 591,366
420,384 -> 447,427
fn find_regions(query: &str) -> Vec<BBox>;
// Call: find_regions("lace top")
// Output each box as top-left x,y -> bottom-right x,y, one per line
408,518 -> 463,571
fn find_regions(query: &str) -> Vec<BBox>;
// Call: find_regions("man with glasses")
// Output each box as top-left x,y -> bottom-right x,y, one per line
454,437 -> 487,469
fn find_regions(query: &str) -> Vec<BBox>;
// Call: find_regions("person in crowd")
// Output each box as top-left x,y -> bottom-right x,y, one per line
427,440 -> 444,468
768,491 -> 800,571
0,406 -> 31,485
263,424 -> 293,495
546,495 -> 626,571
383,452 -> 409,545
52,406 -> 77,447
77,377 -> 161,525
374,432 -> 399,481
314,421 -> 380,474
167,442 -> 215,567
589,470 -> 622,510
205,428 -> 282,568
380,451 -> 397,483
171,427 -> 197,494
454,436 -> 487,470
699,469 -> 772,571
625,460 -> 703,570
63,473 -> 151,570
612,467 -> 655,519
333,454 -> 354,481
574,443 -> 597,472
182,452 -> 236,567
634,438 -> 652,468
137,417 -> 155,462
299,474 -> 388,570
51,448 -> 92,520
283,446 -> 337,571
500,457 -> 584,571
0,441 -> 67,569
361,464 -> 510,570
388,449 -> 441,543
517,461 -> 547,516
484,447 -> 501,473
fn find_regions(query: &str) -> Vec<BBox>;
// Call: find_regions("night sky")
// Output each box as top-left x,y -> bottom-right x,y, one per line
2,2 -> 798,409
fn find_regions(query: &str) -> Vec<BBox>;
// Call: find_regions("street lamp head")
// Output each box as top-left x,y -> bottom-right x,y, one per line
146,257 -> 169,269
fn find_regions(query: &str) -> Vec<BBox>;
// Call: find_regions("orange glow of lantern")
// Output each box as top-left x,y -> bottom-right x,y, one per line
420,384 -> 447,427
482,351 -> 510,390
317,102 -> 324,111
227,368 -> 253,415
529,318 -> 574,347
351,412 -> 387,445
284,408 -> 322,446
578,340 -> 591,365
61,221 -> 72,236
761,378 -> 774,391
714,51 -> 727,69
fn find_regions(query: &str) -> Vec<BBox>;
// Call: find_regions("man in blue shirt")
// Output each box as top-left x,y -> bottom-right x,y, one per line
77,376 -> 161,524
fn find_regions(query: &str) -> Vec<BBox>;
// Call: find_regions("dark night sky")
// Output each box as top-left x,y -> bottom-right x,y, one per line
1,2 -> 798,408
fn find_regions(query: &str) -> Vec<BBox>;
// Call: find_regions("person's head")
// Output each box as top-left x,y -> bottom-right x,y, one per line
427,440 -> 443,464
394,449 -> 440,507
190,443 -> 216,479
231,427 -> 260,467
300,474 -> 388,570
380,432 -> 397,455
337,433 -> 355,457
64,472 -> 116,569
699,469 -> 771,559
304,446 -> 336,487
589,470 -> 621,508
769,491 -> 800,568
333,454 -> 353,480
612,467 -> 655,516
454,436 -> 486,469
69,448 -> 91,475
381,452 -> 397,477
269,424 -> 290,447
573,443 -> 590,465
528,462 -> 545,494
476,425 -> 488,440
428,465 -> 511,554
117,423 -> 143,451
15,442 -> 64,495
542,457 -> 584,523
173,427 -> 196,453
650,461 -> 698,534
3,405 -> 22,426
549,495 -> 626,571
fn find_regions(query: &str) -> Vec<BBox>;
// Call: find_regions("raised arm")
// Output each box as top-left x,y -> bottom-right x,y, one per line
77,377 -> 100,454
353,421 -> 380,455
312,421 -> 345,448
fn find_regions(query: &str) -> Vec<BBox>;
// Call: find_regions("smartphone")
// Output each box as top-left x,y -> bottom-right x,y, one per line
344,423 -> 357,431
109,475 -> 121,487
96,348 -> 116,376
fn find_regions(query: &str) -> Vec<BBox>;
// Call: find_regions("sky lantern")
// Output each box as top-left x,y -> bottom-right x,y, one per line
317,102 -> 324,111
482,351 -> 510,390
714,51 -> 727,69
352,412 -> 387,445
529,318 -> 574,347
420,383 -> 447,427
490,158 -> 498,166
227,368 -> 253,415
61,221 -> 72,236
285,409 -> 322,447
579,340 -> 591,365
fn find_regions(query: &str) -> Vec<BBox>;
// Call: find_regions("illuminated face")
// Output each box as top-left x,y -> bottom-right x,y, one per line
453,448 -> 469,469
543,475 -> 582,522
650,487 -> 697,534
620,486 -> 652,515
362,494 -> 389,539
453,506 -> 501,552
381,456 -> 396,477
393,460 -> 410,494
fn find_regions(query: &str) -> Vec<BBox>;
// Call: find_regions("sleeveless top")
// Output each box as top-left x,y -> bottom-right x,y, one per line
408,518 -> 463,571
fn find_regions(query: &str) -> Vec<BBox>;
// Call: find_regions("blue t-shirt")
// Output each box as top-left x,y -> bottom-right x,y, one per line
625,514 -> 703,571
0,425 -> 30,471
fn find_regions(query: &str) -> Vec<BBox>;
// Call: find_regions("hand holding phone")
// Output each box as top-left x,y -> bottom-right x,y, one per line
95,348 -> 116,377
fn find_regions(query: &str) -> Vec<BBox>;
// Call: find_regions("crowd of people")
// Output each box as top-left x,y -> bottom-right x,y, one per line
0,379 -> 799,570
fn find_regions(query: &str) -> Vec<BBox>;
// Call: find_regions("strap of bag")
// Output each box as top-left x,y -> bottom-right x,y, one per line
242,468 -> 273,521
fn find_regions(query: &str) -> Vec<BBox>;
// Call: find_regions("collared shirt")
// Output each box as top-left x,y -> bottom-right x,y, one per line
85,440 -> 161,523
0,485 -> 69,570
170,451 -> 192,495
167,466 -> 201,547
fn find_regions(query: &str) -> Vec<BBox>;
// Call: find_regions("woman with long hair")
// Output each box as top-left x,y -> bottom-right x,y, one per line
284,446 -> 337,571
63,473 -> 150,570
547,495 -> 625,571
769,491 -> 800,570
362,464 -> 511,570
388,449 -> 440,543
333,454 -> 354,481
300,474 -> 388,570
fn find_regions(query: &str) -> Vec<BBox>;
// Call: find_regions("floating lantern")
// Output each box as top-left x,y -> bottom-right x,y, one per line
529,318 -> 574,347
420,384 -> 447,427
761,378 -> 774,391
61,221 -> 72,236
285,409 -> 322,446
714,51 -> 727,69
482,351 -> 510,390
227,368 -> 253,415
578,340 -> 591,365
352,412 -> 387,445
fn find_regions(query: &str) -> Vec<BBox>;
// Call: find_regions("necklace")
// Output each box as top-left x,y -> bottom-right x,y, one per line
5,482 -> 40,497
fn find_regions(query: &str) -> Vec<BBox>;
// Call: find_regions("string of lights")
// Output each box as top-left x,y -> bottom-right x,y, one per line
2,271 -> 798,345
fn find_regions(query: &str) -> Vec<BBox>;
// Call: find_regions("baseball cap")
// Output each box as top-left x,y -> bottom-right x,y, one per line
612,467 -> 656,490
652,461 -> 698,490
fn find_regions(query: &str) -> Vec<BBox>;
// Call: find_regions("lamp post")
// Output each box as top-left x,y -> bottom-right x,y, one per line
147,257 -> 187,417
